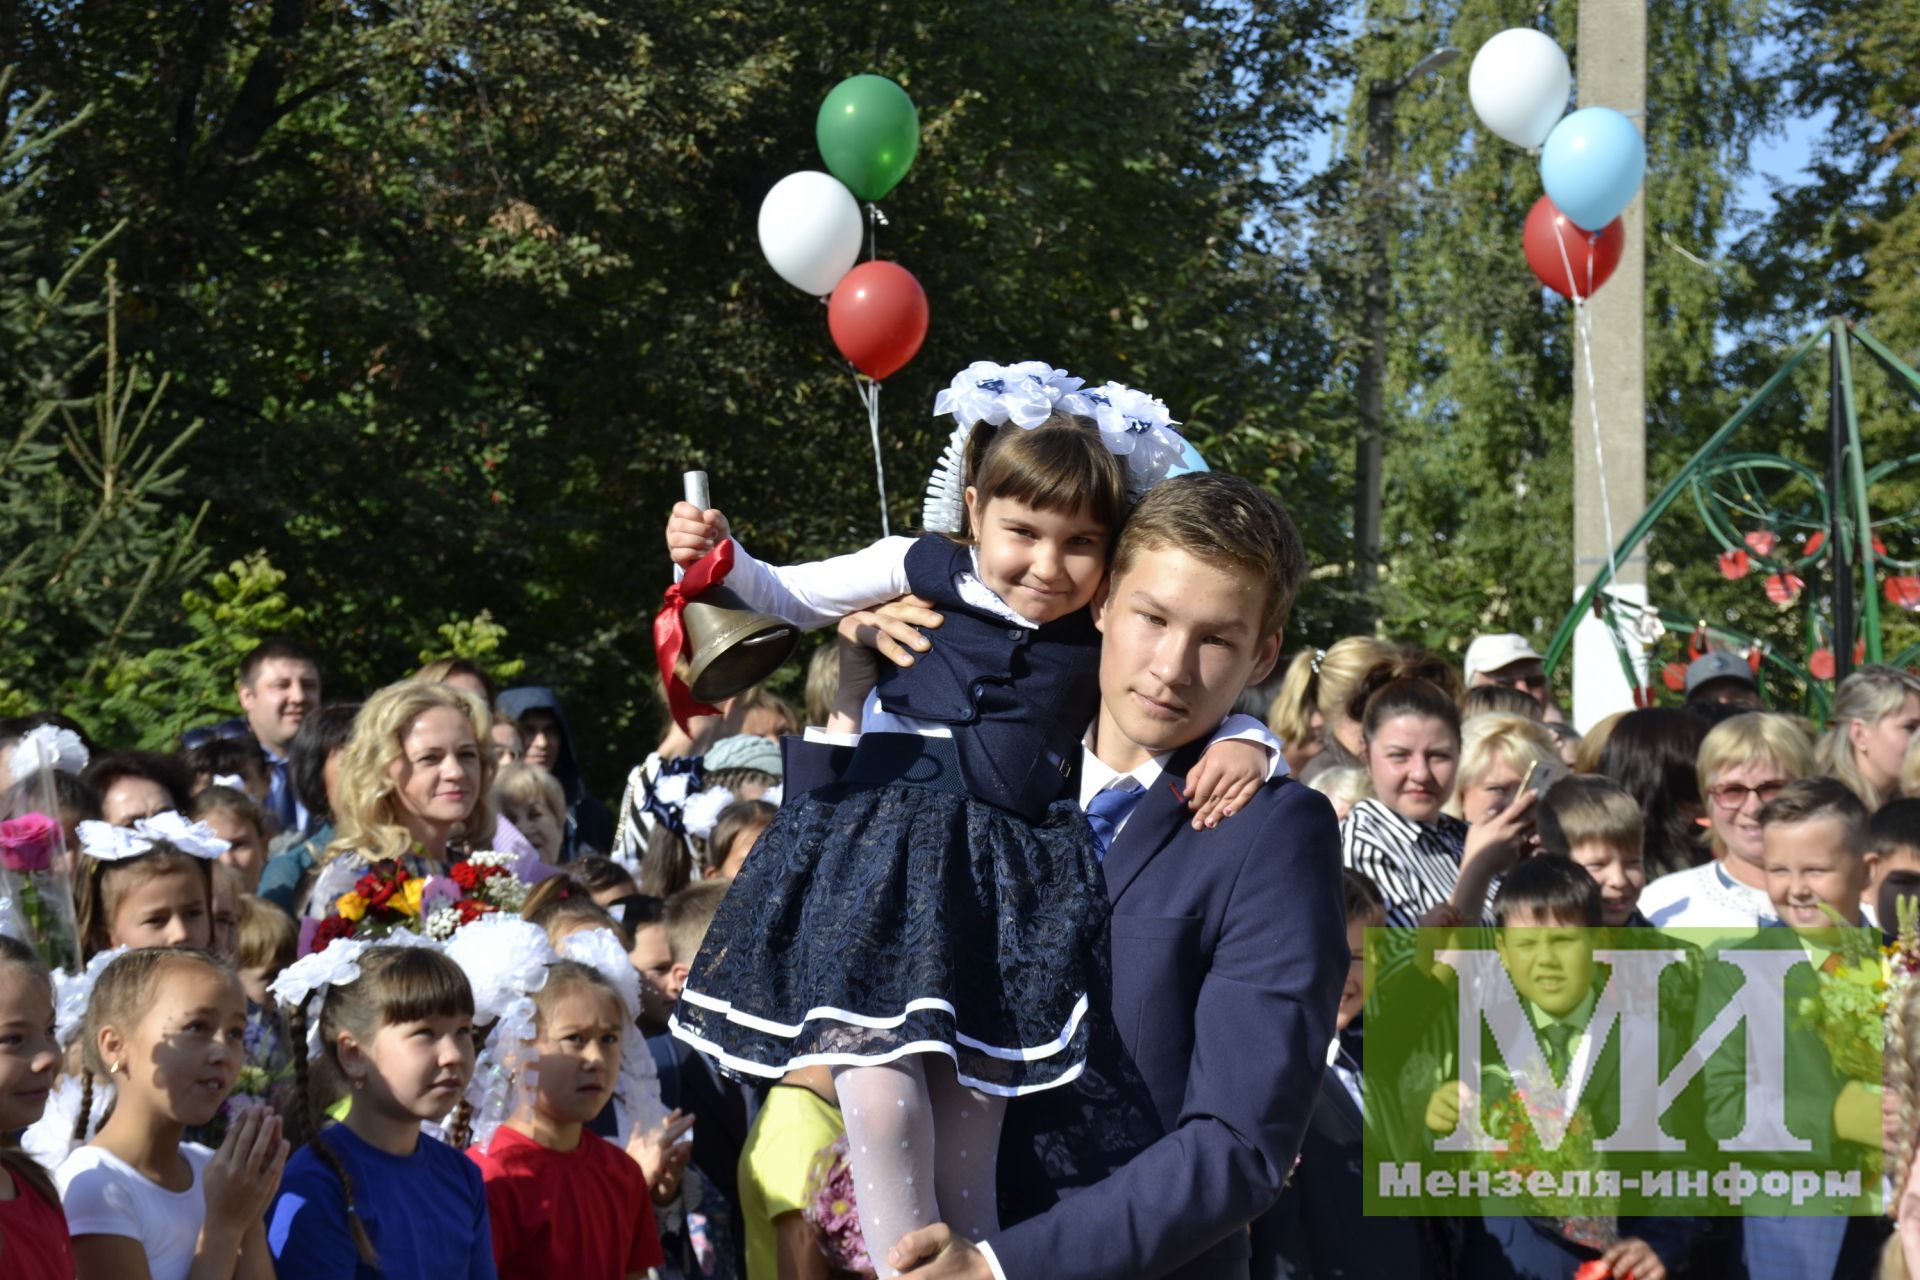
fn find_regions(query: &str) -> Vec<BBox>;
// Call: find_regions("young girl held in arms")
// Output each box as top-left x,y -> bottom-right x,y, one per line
0,935 -> 71,1280
268,943 -> 495,1279
665,362 -> 1277,1273
55,947 -> 288,1280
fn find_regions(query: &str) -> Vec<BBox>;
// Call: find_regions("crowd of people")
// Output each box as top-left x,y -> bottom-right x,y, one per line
3,358 -> 1920,1280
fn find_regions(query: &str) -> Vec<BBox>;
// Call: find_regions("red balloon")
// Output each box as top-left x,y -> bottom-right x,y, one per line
828,261 -> 928,380
1523,196 -> 1624,299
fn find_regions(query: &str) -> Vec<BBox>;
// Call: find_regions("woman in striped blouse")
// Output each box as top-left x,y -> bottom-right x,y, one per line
1340,660 -> 1538,926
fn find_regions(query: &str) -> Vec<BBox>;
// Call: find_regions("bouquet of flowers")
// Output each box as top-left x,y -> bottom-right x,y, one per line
1795,909 -> 1889,1085
0,811 -> 80,973
803,1137 -> 875,1278
313,859 -> 430,952
424,851 -> 529,939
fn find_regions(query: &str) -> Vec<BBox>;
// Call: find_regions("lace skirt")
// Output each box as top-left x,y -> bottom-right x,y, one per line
670,768 -> 1105,1096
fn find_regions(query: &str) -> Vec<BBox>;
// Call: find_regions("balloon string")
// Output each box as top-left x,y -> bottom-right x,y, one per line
1550,218 -> 1631,668
853,376 -> 891,537
866,202 -> 889,261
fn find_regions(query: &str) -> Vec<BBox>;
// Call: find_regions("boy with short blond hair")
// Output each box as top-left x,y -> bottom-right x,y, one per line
1538,775 -> 1649,927
1757,776 -> 1871,940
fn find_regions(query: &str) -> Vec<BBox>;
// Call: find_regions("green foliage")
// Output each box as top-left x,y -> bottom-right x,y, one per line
4,1 -> 1348,791
80,553 -> 308,750
1,73 -> 213,701
419,611 -> 527,684
1322,0 -> 1772,675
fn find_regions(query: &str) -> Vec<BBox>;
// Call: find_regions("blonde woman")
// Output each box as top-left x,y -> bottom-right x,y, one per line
1295,636 -> 1400,782
1266,647 -> 1326,776
1446,713 -> 1558,825
1819,664 -> 1920,809
1638,712 -> 1814,928
304,680 -> 497,919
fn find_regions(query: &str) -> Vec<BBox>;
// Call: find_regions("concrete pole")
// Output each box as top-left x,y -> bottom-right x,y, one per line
1569,0 -> 1649,731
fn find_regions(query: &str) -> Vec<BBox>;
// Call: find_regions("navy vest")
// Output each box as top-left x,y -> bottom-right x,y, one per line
872,536 -> 1101,821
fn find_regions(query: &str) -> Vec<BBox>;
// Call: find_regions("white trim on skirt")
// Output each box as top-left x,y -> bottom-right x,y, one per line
676,986 -> 1091,1062
667,1011 -> 1089,1099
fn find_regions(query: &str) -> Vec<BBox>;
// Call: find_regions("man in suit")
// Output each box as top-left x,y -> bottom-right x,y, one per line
886,472 -> 1348,1279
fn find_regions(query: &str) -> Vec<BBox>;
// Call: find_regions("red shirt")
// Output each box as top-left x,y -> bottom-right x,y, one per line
0,1165 -> 76,1280
467,1125 -> 663,1280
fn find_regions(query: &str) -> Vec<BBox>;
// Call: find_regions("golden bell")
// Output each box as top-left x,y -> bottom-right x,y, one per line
677,585 -> 802,705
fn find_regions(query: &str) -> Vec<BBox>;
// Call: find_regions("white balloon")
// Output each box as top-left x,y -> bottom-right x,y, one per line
757,171 -> 863,296
1468,28 -> 1572,150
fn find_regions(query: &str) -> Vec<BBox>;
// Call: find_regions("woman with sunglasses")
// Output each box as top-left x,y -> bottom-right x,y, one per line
1638,712 -> 1815,928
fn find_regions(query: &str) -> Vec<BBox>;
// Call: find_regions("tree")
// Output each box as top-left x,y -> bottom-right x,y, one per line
1321,0 -> 1774,681
4,1 -> 1349,789
0,74 -> 209,710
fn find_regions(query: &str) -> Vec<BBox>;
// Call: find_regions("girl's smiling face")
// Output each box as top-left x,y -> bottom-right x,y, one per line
0,963 -> 58,1132
963,491 -> 1110,625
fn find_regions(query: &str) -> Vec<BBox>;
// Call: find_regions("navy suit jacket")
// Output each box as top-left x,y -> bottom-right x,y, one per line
990,737 -> 1348,1279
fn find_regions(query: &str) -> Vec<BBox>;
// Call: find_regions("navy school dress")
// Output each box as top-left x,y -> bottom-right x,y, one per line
670,536 -> 1106,1096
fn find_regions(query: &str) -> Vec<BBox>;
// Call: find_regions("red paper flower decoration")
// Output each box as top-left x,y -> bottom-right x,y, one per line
1744,530 -> 1777,557
1809,649 -> 1836,680
1718,549 -> 1751,580
1764,573 -> 1804,604
1661,662 -> 1687,692
1888,576 -> 1920,611
1806,530 -> 1825,557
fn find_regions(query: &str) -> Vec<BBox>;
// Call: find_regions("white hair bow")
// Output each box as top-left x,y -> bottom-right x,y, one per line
77,813 -> 230,862
9,725 -> 89,784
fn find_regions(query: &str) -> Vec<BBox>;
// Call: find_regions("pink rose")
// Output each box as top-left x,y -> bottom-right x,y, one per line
0,812 -> 59,873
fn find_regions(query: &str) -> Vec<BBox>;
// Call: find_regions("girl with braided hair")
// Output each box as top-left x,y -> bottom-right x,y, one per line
55,946 -> 286,1280
267,944 -> 494,1279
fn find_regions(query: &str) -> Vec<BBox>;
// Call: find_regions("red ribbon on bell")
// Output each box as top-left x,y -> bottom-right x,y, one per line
653,540 -> 737,731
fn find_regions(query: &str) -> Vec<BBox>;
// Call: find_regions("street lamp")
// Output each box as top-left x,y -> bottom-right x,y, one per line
1352,45 -> 1461,630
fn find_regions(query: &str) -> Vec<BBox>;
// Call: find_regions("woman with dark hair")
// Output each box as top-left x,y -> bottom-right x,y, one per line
79,750 -> 192,827
1340,657 -> 1537,926
1596,707 -> 1711,880
255,703 -> 361,914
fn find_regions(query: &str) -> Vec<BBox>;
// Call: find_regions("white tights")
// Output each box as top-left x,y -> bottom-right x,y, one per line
832,1057 -> 1006,1277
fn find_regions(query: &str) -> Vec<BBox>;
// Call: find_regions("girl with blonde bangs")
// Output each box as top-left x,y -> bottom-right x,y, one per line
307,681 -> 497,920
1819,664 -> 1920,809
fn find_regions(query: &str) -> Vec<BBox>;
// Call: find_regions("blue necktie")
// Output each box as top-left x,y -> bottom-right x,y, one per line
266,758 -> 297,832
1085,779 -> 1146,861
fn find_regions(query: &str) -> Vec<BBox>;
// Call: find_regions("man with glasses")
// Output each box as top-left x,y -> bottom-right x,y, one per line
1463,633 -> 1551,706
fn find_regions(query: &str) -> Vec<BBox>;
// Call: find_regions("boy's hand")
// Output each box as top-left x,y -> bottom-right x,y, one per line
1182,739 -> 1268,830
667,500 -> 731,567
1598,1236 -> 1666,1280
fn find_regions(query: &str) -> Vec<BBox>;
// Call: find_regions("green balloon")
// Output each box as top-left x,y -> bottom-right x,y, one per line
816,75 -> 920,203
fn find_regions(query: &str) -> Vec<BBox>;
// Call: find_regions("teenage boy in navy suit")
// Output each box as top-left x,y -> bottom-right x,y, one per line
847,473 -> 1349,1279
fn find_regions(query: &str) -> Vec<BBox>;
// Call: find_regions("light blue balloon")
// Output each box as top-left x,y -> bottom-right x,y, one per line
1167,436 -> 1210,480
1539,107 -> 1645,232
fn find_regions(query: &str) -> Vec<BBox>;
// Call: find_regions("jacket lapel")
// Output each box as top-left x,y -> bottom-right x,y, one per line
1101,738 -> 1209,904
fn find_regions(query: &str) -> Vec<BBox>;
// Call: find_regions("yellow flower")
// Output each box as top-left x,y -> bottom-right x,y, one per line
337,891 -> 367,923
397,876 -> 425,918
